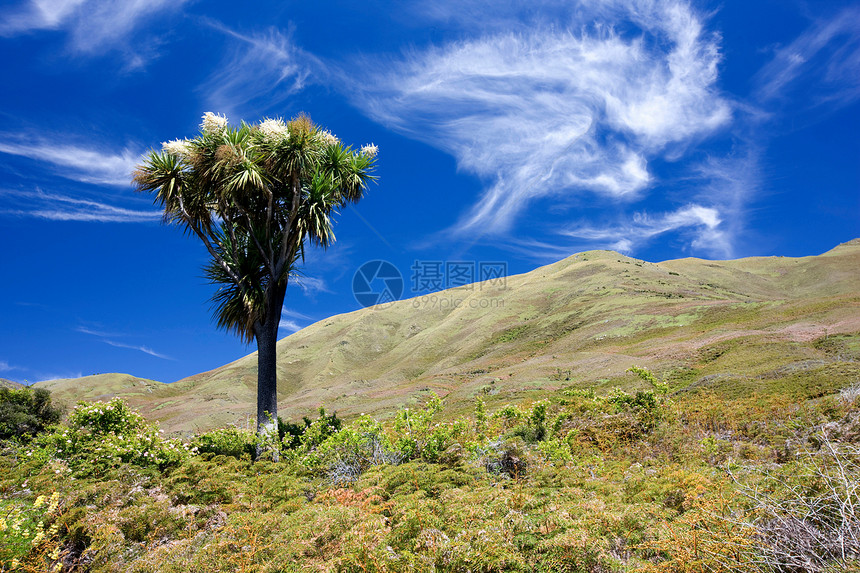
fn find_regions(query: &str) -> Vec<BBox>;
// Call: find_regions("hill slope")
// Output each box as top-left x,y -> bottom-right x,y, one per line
0,378 -> 23,390
36,240 -> 860,434
34,373 -> 164,406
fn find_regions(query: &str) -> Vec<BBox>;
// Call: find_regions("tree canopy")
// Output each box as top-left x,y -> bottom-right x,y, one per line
134,112 -> 377,445
0,387 -> 63,442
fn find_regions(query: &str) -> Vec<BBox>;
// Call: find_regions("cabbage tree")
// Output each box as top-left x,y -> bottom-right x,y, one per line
134,113 -> 377,454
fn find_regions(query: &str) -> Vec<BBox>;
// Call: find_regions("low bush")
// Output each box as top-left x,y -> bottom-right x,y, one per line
297,394 -> 465,484
609,366 -> 672,432
506,401 -> 552,444
301,415 -> 402,484
24,398 -> 189,477
0,387 -> 63,442
282,407 -> 341,452
191,426 -> 256,459
479,438 -> 529,478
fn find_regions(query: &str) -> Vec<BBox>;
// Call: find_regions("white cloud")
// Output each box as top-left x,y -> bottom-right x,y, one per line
755,6 -> 860,107
0,0 -> 188,60
0,0 -> 86,33
75,326 -> 117,337
34,371 -> 83,383
560,203 -> 731,258
281,308 -> 311,321
77,325 -> 173,360
0,360 -> 16,372
278,319 -> 303,333
0,189 -> 161,223
351,0 -> 731,237
610,238 -> 634,253
279,307 -> 309,333
200,23 -> 316,117
101,340 -> 173,360
689,148 -> 761,256
294,276 -> 331,295
0,139 -> 141,186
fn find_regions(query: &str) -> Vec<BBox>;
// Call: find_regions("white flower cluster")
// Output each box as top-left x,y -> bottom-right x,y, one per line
258,118 -> 290,142
318,129 -> 339,146
200,111 -> 228,133
161,139 -> 193,158
360,143 -> 379,158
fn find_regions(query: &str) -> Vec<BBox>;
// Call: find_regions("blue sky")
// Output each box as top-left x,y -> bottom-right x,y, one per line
1,0 -> 858,384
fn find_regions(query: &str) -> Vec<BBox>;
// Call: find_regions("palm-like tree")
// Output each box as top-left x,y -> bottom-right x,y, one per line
134,113 -> 377,454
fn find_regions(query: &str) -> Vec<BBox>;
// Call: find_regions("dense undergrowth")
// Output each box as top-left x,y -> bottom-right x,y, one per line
1,370 -> 858,572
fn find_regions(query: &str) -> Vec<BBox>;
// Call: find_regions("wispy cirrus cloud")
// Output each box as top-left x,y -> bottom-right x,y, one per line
0,0 -> 87,34
279,307 -> 310,333
0,360 -> 18,372
0,188 -> 161,223
514,143 -> 762,260
506,201 -> 730,263
0,0 -> 189,64
101,340 -> 173,360
0,138 -> 141,186
351,0 -> 731,241
76,326 -> 173,360
281,308 -> 312,321
755,6 -> 860,108
294,276 -> 331,295
76,326 -> 118,338
278,319 -> 304,334
562,204 -> 728,256
200,22 -> 317,117
34,371 -> 83,383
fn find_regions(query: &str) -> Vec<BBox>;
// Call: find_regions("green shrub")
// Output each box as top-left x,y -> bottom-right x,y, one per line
474,395 -> 488,438
301,415 -> 402,484
598,367 -> 673,433
530,401 -> 548,441
392,394 -> 465,463
494,403 -> 526,423
392,393 -> 442,460
0,387 -> 63,442
283,407 -> 342,452
535,437 -> 574,463
25,398 -> 188,477
278,418 -> 307,450
626,365 -> 669,395
506,401 -> 550,443
165,457 -> 237,505
191,426 -> 256,459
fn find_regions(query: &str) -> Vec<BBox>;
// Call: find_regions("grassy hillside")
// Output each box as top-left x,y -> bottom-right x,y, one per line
33,374 -> 164,407
0,378 -> 22,390
34,239 -> 860,434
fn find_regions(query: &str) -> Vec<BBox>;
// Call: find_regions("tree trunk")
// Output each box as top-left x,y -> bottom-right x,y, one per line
254,284 -> 287,461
